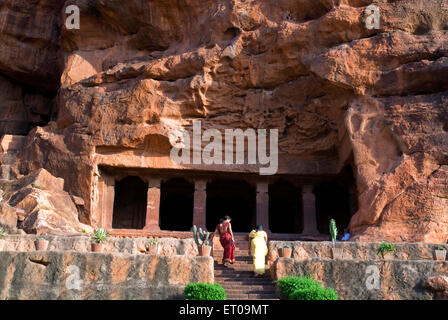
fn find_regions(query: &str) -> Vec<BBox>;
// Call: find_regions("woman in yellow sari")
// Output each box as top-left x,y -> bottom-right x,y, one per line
249,225 -> 268,276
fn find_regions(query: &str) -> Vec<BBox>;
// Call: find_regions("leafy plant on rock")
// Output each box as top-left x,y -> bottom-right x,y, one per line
276,276 -> 338,300
290,286 -> 338,300
377,242 -> 396,259
184,283 -> 226,300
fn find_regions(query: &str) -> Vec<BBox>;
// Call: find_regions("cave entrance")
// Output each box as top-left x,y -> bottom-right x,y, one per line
206,179 -> 256,232
314,166 -> 358,235
269,180 -> 303,233
159,178 -> 195,231
112,176 -> 148,229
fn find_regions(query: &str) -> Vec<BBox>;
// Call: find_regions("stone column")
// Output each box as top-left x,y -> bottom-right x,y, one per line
301,185 -> 319,236
101,175 -> 115,230
144,179 -> 161,231
193,180 -> 207,229
256,183 -> 270,232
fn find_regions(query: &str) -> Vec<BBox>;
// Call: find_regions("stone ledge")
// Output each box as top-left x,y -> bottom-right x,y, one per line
272,258 -> 448,300
0,251 -> 214,300
268,241 -> 447,264
0,235 -> 198,256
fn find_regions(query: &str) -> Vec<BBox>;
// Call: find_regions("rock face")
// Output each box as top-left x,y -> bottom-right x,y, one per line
422,275 -> 448,299
273,258 -> 448,300
0,251 -> 213,300
0,1 -> 446,241
0,168 -> 92,235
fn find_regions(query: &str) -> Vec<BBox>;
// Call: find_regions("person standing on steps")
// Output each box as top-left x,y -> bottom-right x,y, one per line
249,225 -> 268,276
212,216 -> 235,266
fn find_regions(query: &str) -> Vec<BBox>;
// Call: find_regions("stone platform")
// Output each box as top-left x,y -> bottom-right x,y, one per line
272,258 -> 448,300
268,241 -> 447,265
0,251 -> 213,300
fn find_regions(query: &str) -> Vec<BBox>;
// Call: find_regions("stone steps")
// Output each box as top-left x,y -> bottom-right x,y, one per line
226,293 -> 279,300
220,284 -> 275,290
214,256 -> 279,300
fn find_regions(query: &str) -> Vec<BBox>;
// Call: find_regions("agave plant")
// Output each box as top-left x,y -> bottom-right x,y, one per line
93,228 -> 108,244
329,219 -> 337,248
150,238 -> 158,246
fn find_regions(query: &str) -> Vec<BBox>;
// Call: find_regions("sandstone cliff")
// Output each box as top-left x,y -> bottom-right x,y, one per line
0,0 -> 446,242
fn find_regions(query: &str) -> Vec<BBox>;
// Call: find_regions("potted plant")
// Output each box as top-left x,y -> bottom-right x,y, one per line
91,228 -> 108,253
0,227 -> 5,251
147,237 -> 160,255
434,245 -> 447,261
193,225 -> 212,257
377,242 -> 396,259
330,219 -> 343,259
278,245 -> 292,258
34,237 -> 49,251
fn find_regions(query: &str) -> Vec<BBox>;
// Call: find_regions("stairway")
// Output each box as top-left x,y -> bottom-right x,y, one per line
213,235 -> 279,300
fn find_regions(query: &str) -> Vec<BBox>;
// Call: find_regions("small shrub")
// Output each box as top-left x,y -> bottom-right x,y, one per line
276,276 -> 321,299
290,286 -> 339,300
92,228 -> 108,244
377,242 -> 396,258
329,219 -> 338,246
435,245 -> 446,251
0,227 -> 5,237
184,283 -> 226,300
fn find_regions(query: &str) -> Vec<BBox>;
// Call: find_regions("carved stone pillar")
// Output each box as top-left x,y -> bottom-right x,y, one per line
101,175 -> 115,230
256,183 -> 270,232
144,179 -> 161,231
301,185 -> 319,236
193,180 -> 207,229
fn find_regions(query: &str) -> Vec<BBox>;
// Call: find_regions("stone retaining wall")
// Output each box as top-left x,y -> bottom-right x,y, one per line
272,258 -> 448,300
0,235 -> 198,256
0,251 -> 213,300
268,241 -> 447,265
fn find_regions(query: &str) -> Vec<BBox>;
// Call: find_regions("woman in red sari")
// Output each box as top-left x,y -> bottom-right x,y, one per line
214,216 -> 235,265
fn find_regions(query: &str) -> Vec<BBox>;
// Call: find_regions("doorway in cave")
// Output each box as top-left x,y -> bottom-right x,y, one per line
112,176 -> 148,229
159,178 -> 195,231
314,165 -> 358,235
268,180 -> 303,233
206,179 -> 256,232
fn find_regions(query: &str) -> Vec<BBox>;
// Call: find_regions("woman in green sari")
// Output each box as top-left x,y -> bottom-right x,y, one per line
249,225 -> 268,276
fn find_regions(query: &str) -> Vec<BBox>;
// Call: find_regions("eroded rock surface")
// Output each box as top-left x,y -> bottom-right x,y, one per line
0,0 -> 446,241
273,258 -> 448,300
0,251 -> 213,300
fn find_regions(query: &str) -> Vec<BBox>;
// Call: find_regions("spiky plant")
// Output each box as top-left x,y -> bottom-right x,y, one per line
193,225 -> 210,247
329,219 -> 337,248
93,228 -> 108,244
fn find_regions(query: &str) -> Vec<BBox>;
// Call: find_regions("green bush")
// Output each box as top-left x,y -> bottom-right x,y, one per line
377,242 -> 396,258
290,286 -> 339,300
184,283 -> 226,300
276,276 -> 321,299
